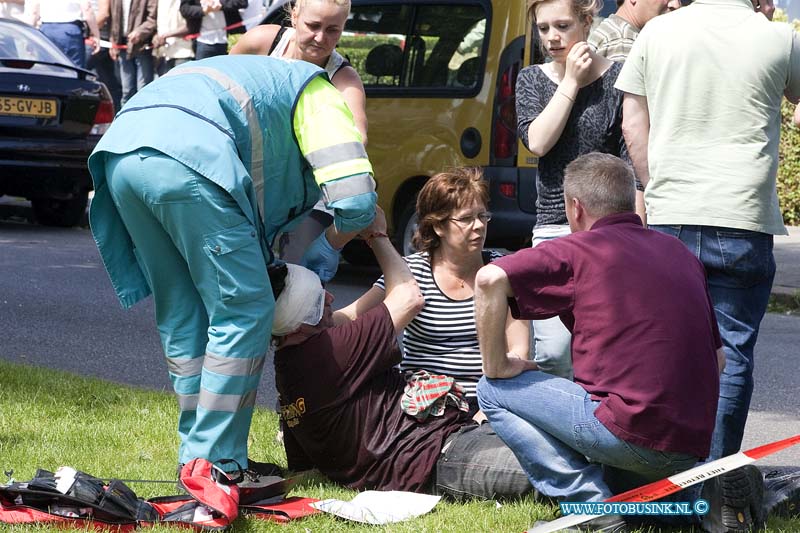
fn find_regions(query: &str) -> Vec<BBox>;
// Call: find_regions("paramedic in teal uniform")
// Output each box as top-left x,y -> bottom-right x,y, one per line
88,55 -> 376,473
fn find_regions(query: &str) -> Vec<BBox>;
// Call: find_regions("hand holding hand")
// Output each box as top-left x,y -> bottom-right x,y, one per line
564,41 -> 594,88
359,206 -> 387,239
202,0 -> 223,13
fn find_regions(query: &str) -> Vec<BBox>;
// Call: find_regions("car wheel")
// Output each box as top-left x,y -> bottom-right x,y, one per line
32,192 -> 88,227
341,239 -> 378,266
395,201 -> 419,257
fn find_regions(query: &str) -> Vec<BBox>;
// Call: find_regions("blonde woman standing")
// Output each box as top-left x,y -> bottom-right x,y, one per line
516,0 -> 627,380
232,0 -> 368,281
231,0 -> 366,142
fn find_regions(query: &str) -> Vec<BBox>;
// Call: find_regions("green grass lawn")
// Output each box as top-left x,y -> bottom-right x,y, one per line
1,360 -> 797,532
768,292 -> 800,316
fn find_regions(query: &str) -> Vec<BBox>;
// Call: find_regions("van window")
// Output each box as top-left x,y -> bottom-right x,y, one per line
338,2 -> 488,94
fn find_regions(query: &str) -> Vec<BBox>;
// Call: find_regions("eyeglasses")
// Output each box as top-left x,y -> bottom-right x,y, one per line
448,211 -> 492,226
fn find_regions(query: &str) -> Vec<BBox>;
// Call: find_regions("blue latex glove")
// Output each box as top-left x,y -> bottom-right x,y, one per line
329,191 -> 377,233
300,230 -> 342,284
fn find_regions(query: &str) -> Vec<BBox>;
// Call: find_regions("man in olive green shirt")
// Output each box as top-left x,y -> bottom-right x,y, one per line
615,4 -> 800,529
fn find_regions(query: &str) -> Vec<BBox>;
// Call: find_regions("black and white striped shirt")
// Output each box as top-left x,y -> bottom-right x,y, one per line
374,250 -> 503,399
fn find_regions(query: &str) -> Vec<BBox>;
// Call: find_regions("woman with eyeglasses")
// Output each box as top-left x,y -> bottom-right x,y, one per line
337,168 -> 530,421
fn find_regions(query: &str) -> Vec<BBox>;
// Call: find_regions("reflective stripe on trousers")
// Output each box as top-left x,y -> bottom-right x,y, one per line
104,148 -> 274,467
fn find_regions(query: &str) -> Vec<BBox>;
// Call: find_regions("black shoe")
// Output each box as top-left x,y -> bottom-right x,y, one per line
242,458 -> 284,481
703,465 -> 765,533
176,459 -> 285,495
532,514 -> 629,532
761,466 -> 800,518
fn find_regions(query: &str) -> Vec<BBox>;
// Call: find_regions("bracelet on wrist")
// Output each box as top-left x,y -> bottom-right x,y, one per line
556,89 -> 575,103
365,231 -> 389,247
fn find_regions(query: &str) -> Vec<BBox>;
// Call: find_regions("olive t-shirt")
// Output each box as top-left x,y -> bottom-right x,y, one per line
275,304 -> 468,491
615,0 -> 800,235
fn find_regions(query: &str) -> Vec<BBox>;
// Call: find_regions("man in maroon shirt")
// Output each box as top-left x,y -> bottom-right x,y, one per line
474,153 -> 763,532
269,209 -> 533,499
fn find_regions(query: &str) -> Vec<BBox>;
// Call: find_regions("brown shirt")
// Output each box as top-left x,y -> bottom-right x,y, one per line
275,304 -> 468,491
110,0 -> 157,56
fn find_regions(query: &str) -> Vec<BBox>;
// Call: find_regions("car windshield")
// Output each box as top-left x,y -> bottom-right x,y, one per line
0,20 -> 77,76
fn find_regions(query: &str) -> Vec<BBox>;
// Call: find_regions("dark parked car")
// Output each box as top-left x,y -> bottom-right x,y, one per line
0,17 -> 113,227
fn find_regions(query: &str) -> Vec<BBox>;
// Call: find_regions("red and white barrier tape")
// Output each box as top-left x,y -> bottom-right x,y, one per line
91,11 -> 265,50
527,434 -> 800,533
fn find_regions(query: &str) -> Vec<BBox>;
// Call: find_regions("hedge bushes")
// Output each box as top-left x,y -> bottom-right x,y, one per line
779,99 -> 800,226
774,9 -> 800,226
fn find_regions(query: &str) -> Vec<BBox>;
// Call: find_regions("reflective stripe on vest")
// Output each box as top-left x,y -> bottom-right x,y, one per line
320,172 -> 376,206
204,352 -> 265,377
304,141 -> 367,171
163,66 -> 265,212
199,389 -> 258,412
293,76 -> 373,187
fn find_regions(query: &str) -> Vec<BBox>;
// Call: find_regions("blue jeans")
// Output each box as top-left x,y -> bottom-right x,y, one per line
86,46 -> 122,111
477,371 -> 698,502
649,225 -> 775,460
118,50 -> 154,106
40,22 -> 85,68
195,42 -> 228,60
434,422 -> 534,500
531,225 -> 573,379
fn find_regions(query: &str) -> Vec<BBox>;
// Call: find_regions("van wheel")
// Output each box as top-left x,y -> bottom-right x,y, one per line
395,202 -> 419,257
32,192 -> 88,227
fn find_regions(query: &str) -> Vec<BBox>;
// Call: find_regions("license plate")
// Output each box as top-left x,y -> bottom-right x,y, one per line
0,95 -> 58,118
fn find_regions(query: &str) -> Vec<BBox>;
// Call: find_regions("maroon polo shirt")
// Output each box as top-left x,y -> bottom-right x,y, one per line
494,213 -> 721,458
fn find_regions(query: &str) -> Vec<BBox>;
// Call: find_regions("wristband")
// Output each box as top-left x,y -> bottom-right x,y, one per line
365,231 -> 389,247
556,89 -> 575,103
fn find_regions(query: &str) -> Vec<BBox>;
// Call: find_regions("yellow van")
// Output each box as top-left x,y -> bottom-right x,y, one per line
335,0 -> 541,262
264,0 -> 612,263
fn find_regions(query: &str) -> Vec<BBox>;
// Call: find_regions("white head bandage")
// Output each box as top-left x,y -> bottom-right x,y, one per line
271,264 -> 326,336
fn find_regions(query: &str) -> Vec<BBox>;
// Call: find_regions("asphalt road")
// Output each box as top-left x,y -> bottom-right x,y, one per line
0,205 -> 797,466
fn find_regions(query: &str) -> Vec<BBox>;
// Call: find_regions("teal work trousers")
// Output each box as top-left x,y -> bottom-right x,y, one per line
104,148 -> 274,469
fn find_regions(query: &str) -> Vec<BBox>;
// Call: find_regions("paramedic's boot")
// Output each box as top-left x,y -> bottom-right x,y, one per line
243,458 -> 284,481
